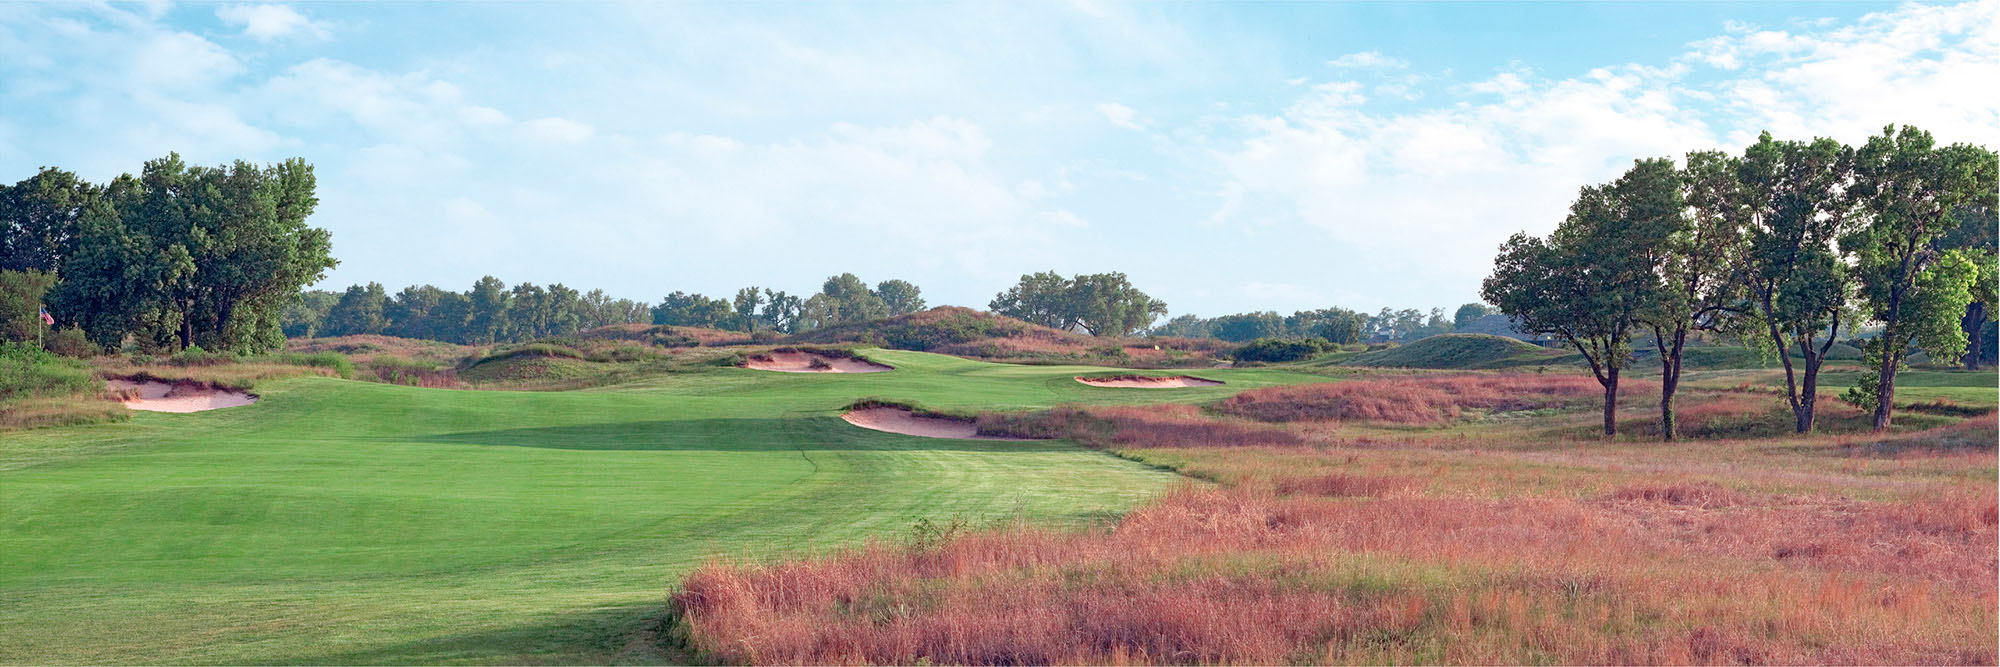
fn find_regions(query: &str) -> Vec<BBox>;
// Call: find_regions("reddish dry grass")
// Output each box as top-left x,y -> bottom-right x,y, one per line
1219,374 -> 1656,425
675,485 -> 1998,665
674,395 -> 2000,665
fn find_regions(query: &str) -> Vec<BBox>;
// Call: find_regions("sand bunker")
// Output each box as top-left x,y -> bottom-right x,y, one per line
1075,375 -> 1224,388
841,406 -> 1038,441
743,351 -> 893,373
105,379 -> 257,413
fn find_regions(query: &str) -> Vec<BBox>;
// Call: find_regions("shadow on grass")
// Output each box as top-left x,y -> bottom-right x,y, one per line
1758,418 -> 1999,458
416,417 -> 1093,454
286,603 -> 685,666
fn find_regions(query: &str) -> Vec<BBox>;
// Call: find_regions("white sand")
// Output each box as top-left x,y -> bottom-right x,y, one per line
841,406 -> 1037,441
105,379 -> 257,413
743,351 -> 893,373
1074,375 -> 1225,388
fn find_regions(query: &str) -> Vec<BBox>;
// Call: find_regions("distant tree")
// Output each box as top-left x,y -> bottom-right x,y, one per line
385,285 -> 450,340
873,279 -> 926,317
1302,308 -> 1367,344
1642,151 -> 1745,441
1208,312 -> 1286,342
989,271 -> 1074,329
323,283 -> 388,336
0,269 -> 58,344
817,273 -> 888,324
466,276 -> 511,344
509,283 -> 551,339
1150,314 -> 1208,338
281,290 -> 340,338
1738,133 -> 1854,434
1452,303 -> 1493,329
430,291 -> 473,342
1843,126 -> 1998,429
0,167 -> 95,275
1484,169 -> 1659,437
652,291 -> 733,328
761,289 -> 802,333
1067,272 -> 1167,336
733,287 -> 765,331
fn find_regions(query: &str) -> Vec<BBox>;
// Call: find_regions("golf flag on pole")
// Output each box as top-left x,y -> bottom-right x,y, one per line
40,306 -> 54,326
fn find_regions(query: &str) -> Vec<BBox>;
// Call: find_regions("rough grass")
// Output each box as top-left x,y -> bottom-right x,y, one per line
1217,373 -> 1629,425
674,373 -> 2000,665
1341,333 -> 1569,370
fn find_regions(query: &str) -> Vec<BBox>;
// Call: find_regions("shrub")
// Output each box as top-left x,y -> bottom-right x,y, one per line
0,343 -> 98,401
44,327 -> 99,358
1232,337 -> 1333,363
1219,374 -> 1621,425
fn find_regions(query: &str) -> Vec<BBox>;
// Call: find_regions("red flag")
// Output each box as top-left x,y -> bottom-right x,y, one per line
39,307 -> 54,326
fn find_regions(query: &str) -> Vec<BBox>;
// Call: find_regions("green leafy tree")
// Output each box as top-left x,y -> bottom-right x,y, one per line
1149,314 -> 1208,338
281,289 -> 340,338
1960,250 -> 1998,369
1637,154 -> 1741,441
385,285 -> 449,340
989,271 -> 1074,329
466,276 -> 511,344
1483,171 -> 1658,437
1208,312 -> 1286,342
1452,303 -> 1493,330
324,283 -> 389,336
1066,272 -> 1167,336
817,273 -> 888,324
0,269 -> 59,344
873,279 -> 926,316
1844,250 -> 1981,414
1843,126 -> 1999,429
651,291 -> 733,328
760,289 -> 802,333
732,287 -> 765,331
1738,133 -> 1854,433
1,167 -> 96,275
1304,308 -> 1368,344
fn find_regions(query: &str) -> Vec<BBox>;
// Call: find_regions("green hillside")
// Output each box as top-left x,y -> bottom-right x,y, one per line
0,350 -> 1323,664
1340,333 -> 1569,370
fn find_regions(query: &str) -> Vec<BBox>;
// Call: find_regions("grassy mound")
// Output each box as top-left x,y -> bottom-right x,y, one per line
793,307 -> 1230,368
0,348 -> 1327,664
1341,333 -> 1568,370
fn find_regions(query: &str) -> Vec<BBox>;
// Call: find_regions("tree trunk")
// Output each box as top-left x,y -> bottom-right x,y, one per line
1963,303 -> 1987,370
1600,368 -> 1620,438
1797,362 -> 1819,433
1659,332 -> 1684,442
1872,347 -> 1900,431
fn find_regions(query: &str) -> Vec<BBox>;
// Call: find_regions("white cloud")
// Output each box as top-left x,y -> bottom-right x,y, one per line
518,117 -> 596,144
215,4 -> 327,42
1207,0 -> 2000,297
1327,51 -> 1406,69
1097,102 -> 1142,130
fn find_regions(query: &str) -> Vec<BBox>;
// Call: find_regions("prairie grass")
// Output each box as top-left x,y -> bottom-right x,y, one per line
675,377 -> 1999,665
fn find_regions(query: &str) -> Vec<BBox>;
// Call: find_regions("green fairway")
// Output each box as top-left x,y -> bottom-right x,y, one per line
0,350 -> 1323,665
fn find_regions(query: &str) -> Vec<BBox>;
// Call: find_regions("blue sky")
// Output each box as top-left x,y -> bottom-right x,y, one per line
3,1 -> 1996,318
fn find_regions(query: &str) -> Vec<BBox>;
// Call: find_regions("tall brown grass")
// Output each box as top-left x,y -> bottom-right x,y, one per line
675,385 -> 1999,665
1218,374 -> 1654,425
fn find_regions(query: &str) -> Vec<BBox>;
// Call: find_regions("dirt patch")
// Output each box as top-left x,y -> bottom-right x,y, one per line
1075,375 -> 1224,388
104,379 -> 256,413
744,350 -> 893,373
842,406 -> 1040,441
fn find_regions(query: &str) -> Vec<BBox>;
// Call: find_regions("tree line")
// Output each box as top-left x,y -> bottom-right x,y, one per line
289,273 -> 928,344
1482,125 -> 1997,439
1,155 -> 336,354
1152,303 -> 1497,344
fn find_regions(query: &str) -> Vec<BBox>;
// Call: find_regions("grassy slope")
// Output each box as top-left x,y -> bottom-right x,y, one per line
0,349 -> 1323,665
1339,334 -> 1568,370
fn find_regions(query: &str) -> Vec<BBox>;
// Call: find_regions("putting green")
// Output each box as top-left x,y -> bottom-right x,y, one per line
0,349 -> 1325,665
